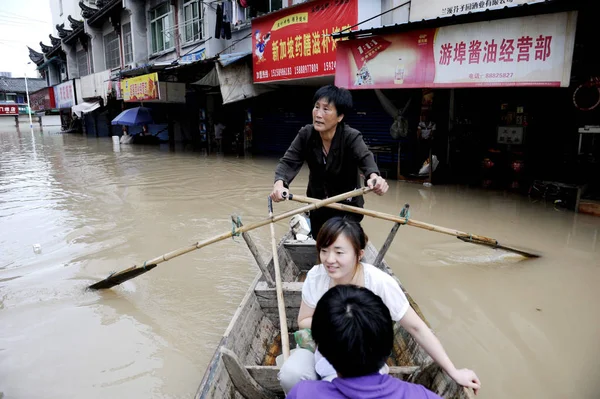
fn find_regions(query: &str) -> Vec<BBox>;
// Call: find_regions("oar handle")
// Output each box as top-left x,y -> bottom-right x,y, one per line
288,194 -> 499,245
98,187 -> 372,284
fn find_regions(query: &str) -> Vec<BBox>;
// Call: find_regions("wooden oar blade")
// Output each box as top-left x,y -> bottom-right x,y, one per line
88,264 -> 157,290
456,236 -> 540,258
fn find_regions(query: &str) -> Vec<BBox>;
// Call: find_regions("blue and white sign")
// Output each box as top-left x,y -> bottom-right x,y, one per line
180,49 -> 206,64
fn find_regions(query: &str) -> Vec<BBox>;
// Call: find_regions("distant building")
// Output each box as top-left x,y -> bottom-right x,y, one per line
0,72 -> 12,78
0,76 -> 47,103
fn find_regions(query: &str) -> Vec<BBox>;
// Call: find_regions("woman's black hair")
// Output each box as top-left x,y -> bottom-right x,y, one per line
312,85 -> 353,117
312,284 -> 393,378
316,216 -> 367,261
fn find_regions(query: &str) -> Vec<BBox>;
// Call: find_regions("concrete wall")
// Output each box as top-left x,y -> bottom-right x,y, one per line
123,0 -> 149,67
381,0 -> 411,26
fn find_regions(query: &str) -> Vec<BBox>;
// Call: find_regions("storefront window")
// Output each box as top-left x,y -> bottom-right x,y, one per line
150,3 -> 173,54
252,0 -> 283,17
122,23 -> 133,64
103,31 -> 121,69
77,50 -> 88,77
183,0 -> 203,43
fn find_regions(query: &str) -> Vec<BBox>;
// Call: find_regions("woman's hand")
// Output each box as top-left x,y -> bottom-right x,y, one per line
270,180 -> 289,202
449,368 -> 481,395
368,174 -> 389,196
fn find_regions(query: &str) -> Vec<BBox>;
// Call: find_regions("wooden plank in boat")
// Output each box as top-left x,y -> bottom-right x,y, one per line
255,281 -> 303,309
266,242 -> 299,283
221,348 -> 277,399
283,240 -> 317,271
197,274 -> 277,399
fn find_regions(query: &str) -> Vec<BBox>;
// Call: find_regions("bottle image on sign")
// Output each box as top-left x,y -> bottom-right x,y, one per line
394,58 -> 405,84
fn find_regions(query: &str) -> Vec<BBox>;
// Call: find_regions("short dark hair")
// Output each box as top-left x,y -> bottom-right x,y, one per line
312,85 -> 353,118
312,285 -> 393,378
316,216 -> 367,261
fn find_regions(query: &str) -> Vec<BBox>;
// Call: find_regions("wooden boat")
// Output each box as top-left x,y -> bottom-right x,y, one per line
195,228 -> 472,399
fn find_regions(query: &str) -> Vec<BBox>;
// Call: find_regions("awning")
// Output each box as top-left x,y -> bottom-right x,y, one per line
218,51 -> 251,67
216,61 -> 273,104
72,101 -> 101,117
192,68 -> 219,87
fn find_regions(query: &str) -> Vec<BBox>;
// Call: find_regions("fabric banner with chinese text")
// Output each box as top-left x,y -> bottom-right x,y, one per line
54,80 -> 75,109
122,73 -> 160,102
30,87 -> 56,111
335,12 -> 577,89
410,0 -> 546,22
252,0 -> 358,83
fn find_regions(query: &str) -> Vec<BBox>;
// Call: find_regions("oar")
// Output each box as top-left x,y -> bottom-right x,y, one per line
88,187 -> 373,290
288,194 -> 539,258
268,197 -> 290,362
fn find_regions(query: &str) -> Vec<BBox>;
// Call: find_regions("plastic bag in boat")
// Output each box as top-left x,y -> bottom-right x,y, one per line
290,214 -> 311,241
293,328 -> 316,353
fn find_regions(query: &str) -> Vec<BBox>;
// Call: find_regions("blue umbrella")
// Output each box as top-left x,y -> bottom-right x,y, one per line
111,107 -> 154,126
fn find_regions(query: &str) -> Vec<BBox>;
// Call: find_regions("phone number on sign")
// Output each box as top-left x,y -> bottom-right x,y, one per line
470,72 -> 515,79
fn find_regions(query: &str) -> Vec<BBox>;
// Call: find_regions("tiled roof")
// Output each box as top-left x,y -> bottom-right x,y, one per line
0,77 -> 47,93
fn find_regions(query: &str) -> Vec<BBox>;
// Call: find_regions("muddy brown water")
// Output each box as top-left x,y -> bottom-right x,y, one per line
0,126 -> 598,398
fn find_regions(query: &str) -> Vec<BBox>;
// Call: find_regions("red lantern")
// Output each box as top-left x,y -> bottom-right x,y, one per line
511,161 -> 523,173
482,158 -> 494,169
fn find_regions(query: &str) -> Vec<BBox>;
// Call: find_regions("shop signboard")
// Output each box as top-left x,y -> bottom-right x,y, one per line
0,104 -> 19,115
122,72 -> 160,102
410,0 -> 546,22
30,87 -> 56,111
335,12 -> 577,89
54,80 -> 75,109
252,0 -> 358,83
181,49 -> 206,64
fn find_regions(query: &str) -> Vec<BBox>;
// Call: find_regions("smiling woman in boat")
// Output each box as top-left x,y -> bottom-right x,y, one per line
278,217 -> 481,394
270,85 -> 389,237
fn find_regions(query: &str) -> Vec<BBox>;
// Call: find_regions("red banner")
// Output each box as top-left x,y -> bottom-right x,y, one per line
336,12 -> 577,89
29,87 -> 56,111
252,0 -> 358,83
0,104 -> 19,115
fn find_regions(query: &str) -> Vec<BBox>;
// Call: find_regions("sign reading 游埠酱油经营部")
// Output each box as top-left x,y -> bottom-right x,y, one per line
335,12 -> 577,90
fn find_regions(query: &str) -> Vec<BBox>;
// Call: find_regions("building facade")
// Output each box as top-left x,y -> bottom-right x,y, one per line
29,0 -> 597,210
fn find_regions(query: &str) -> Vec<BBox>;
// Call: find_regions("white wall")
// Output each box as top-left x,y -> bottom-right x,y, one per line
358,0 -> 383,30
381,0 -> 410,26
124,0 -> 149,66
49,0 -> 82,32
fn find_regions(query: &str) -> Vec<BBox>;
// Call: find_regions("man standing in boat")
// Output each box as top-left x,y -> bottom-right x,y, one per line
270,85 -> 389,237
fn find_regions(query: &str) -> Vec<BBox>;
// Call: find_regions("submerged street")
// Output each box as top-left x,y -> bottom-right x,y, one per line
0,127 -> 598,398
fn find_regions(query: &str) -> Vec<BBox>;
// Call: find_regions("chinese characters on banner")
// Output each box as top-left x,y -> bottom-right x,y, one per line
335,12 -> 577,89
122,73 -> 160,102
54,81 -> 75,109
30,87 -> 56,111
0,105 -> 19,115
409,0 -> 546,22
252,0 -> 358,83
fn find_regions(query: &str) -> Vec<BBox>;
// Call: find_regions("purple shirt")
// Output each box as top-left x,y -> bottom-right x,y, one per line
287,373 -> 443,399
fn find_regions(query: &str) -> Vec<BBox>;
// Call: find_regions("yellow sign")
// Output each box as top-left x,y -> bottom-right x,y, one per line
271,12 -> 308,31
122,72 -> 160,102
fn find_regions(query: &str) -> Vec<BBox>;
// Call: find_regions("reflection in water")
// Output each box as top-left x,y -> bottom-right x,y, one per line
0,127 -> 599,398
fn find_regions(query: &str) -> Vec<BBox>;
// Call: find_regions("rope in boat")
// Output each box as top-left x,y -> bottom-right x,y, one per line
399,204 -> 410,225
231,215 -> 242,240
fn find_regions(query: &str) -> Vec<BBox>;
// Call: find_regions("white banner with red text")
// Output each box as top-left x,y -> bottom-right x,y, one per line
335,11 -> 577,89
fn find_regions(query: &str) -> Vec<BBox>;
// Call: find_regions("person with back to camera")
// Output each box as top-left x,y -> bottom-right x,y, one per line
287,284 -> 444,399
270,85 -> 389,238
278,217 -> 481,395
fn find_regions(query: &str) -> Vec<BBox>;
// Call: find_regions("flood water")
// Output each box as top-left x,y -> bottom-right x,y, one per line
1,126 -> 599,399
